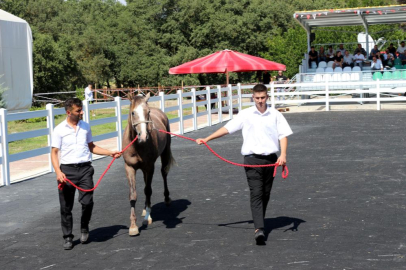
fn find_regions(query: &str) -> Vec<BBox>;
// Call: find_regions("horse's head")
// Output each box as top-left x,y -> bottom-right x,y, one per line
129,92 -> 152,143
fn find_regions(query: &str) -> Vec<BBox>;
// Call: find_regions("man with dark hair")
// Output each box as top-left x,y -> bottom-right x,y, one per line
308,46 -> 318,68
388,43 -> 396,58
196,84 -> 293,245
354,43 -> 367,57
51,98 -> 121,250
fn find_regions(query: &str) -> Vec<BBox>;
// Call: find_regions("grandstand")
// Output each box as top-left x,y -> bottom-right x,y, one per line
291,5 -> 406,96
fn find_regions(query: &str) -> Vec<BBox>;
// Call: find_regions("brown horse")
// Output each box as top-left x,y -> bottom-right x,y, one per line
122,92 -> 175,236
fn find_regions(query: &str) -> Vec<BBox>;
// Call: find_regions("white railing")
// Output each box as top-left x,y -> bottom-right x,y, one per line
1,80 -> 405,186
0,85 -> 240,187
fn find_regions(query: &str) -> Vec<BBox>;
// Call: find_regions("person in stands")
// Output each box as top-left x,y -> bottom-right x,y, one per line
318,46 -> 327,62
308,46 -> 318,68
336,44 -> 346,55
332,51 -> 343,69
353,50 -> 365,69
397,41 -> 406,55
387,43 -> 396,58
370,45 -> 379,56
399,51 -> 406,65
354,43 -> 367,57
326,46 -> 335,62
343,50 -> 354,69
371,56 -> 384,72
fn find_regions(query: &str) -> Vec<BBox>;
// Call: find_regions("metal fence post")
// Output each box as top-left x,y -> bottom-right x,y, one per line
177,90 -> 184,134
0,108 -> 10,186
217,85 -> 222,123
237,83 -> 242,112
191,88 -> 197,130
376,79 -> 381,111
115,97 -> 123,151
46,104 -> 55,172
159,92 -> 165,112
206,86 -> 212,126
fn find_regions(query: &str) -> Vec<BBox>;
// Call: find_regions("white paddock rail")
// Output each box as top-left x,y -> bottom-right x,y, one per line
1,80 -> 405,186
0,85 -> 240,186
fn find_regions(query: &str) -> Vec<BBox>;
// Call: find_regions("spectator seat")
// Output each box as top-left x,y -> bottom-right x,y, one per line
382,72 -> 392,80
392,71 -> 402,80
325,67 -> 333,73
334,67 -> 342,72
372,72 -> 383,80
316,67 -> 325,73
394,58 -> 402,66
327,61 -> 334,68
343,67 -> 352,72
352,66 -> 361,72
318,61 -> 327,68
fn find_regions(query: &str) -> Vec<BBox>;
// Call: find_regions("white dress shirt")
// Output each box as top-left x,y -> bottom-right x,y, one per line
354,53 -> 365,63
397,45 -> 406,54
371,59 -> 383,69
85,87 -> 94,102
224,106 -> 293,155
52,119 -> 93,164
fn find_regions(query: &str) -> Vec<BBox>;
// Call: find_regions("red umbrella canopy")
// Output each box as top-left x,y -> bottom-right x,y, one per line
169,49 -> 286,74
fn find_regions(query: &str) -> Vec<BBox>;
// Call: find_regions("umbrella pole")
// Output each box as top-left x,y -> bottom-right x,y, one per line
226,71 -> 229,85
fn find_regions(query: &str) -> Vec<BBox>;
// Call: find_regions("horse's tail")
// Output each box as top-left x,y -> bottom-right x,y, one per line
162,120 -> 176,174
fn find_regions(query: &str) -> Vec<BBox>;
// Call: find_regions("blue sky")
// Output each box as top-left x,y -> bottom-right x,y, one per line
117,0 -> 126,5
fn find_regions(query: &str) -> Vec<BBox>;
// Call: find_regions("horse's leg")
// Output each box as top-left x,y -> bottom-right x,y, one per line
161,141 -> 173,206
142,167 -> 154,226
125,164 -> 139,236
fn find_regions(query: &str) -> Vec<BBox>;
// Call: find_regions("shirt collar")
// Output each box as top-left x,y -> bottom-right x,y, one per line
63,118 -> 83,129
253,105 -> 271,116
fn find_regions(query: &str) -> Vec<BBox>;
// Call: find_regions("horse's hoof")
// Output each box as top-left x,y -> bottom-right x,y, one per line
142,218 -> 153,226
165,198 -> 172,206
129,227 -> 139,236
142,209 -> 146,217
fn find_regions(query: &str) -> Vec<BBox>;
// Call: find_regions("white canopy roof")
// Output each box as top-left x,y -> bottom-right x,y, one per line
294,5 -> 406,30
0,9 -> 33,112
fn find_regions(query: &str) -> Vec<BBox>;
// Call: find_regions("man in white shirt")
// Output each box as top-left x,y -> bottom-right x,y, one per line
343,50 -> 354,68
353,51 -> 365,69
51,98 -> 121,250
196,84 -> 293,245
84,84 -> 95,117
371,56 -> 383,72
397,41 -> 406,54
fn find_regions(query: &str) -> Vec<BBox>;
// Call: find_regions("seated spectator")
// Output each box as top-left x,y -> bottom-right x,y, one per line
343,50 -> 354,68
354,43 -> 367,57
319,46 -> 327,62
326,45 -> 335,62
368,52 -> 375,61
399,51 -> 406,65
370,45 -> 379,56
386,51 -> 395,68
308,46 -> 318,68
371,56 -> 383,72
397,41 -> 406,55
388,43 -> 397,58
353,50 -> 365,69
332,51 -> 343,69
376,51 -> 385,65
336,44 -> 346,55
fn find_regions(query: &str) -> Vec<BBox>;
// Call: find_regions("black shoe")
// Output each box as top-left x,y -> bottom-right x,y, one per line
63,237 -> 73,250
80,229 -> 89,244
255,229 -> 266,245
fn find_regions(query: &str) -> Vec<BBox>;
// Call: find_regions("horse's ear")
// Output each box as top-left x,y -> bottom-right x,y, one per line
145,92 -> 150,102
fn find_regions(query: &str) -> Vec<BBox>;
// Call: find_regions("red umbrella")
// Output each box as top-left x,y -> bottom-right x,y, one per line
169,49 -> 286,85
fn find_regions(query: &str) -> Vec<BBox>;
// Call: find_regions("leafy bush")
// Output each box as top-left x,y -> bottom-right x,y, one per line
76,87 -> 85,100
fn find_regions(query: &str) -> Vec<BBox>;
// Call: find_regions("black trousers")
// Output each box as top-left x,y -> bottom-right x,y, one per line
244,154 -> 278,230
59,164 -> 94,239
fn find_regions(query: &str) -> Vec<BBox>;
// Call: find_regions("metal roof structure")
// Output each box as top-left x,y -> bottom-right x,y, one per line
294,5 -> 406,30
293,5 -> 406,53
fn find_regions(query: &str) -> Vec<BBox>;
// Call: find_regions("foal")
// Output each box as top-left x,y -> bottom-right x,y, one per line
123,93 -> 175,236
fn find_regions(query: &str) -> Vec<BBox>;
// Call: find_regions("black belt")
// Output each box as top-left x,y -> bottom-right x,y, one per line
244,154 -> 276,159
62,161 -> 92,168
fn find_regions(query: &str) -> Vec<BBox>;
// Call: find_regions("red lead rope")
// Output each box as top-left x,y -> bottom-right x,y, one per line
158,129 -> 289,179
57,135 -> 139,192
58,129 -> 289,192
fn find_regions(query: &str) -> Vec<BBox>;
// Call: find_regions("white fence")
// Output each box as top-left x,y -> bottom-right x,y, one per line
1,80 -> 406,187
